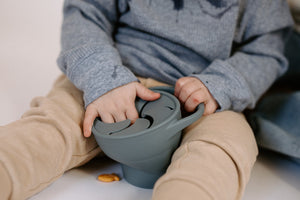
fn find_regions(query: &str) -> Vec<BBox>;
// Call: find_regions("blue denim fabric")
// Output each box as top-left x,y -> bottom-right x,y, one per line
247,31 -> 300,163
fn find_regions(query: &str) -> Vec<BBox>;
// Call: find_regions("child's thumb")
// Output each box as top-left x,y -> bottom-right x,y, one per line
135,83 -> 160,101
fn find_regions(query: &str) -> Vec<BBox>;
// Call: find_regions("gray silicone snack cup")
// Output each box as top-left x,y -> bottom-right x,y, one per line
92,86 -> 204,189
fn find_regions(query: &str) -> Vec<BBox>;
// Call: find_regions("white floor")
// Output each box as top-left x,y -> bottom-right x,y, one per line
1,1 -> 300,199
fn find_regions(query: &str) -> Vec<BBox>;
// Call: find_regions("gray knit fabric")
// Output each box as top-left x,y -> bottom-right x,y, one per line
57,0 -> 293,110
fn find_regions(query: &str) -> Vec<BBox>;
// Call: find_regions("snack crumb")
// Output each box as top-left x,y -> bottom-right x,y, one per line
97,173 -> 120,182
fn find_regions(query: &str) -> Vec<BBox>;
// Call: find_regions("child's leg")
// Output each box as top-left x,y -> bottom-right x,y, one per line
0,75 -> 101,200
152,111 -> 258,200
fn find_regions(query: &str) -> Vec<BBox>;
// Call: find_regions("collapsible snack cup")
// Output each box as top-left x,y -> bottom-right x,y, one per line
92,86 -> 204,189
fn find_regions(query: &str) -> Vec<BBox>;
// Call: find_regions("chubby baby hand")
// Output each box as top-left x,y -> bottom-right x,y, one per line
174,77 -> 218,115
83,82 -> 160,137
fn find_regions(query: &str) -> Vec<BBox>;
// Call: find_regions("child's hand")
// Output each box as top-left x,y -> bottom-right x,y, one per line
83,82 -> 160,138
174,77 -> 218,115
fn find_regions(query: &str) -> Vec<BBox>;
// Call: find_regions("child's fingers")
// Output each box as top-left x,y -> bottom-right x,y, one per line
184,91 -> 218,115
126,104 -> 139,124
83,105 -> 99,138
177,80 -> 200,104
135,83 -> 160,101
98,111 -> 114,124
112,111 -> 127,122
184,89 -> 205,112
174,77 -> 190,97
203,100 -> 219,116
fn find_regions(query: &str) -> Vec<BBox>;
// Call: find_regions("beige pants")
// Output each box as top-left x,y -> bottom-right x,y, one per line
0,75 -> 258,200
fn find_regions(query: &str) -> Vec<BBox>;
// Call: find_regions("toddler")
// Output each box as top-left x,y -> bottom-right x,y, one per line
0,0 -> 293,199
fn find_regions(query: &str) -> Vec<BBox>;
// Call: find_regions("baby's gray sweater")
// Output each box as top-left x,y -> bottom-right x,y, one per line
57,0 -> 293,111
